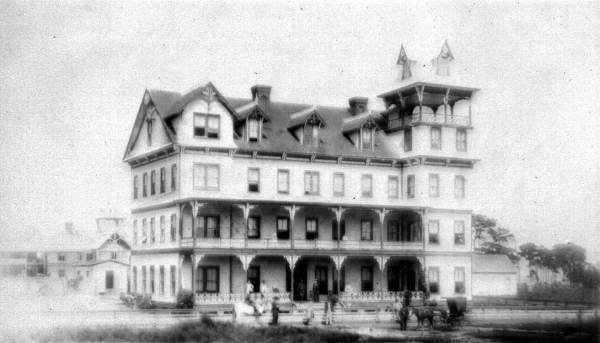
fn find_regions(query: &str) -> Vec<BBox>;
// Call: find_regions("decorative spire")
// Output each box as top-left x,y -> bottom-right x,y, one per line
396,45 -> 415,80
432,40 -> 454,76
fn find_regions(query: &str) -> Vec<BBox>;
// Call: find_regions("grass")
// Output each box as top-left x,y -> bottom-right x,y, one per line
38,315 -> 361,343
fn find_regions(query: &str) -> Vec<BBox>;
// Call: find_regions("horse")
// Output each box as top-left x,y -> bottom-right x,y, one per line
398,306 -> 410,330
411,307 -> 434,330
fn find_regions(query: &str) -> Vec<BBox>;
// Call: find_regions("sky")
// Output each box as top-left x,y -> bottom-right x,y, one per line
0,1 -> 598,260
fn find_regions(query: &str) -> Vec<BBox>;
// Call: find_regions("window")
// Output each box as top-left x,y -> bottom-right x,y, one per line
361,128 -> 373,150
197,266 -> 219,293
248,118 -> 259,142
247,216 -> 260,239
58,269 -> 65,277
305,217 -> 318,240
193,164 -> 220,190
407,175 -> 415,198
197,215 -> 220,238
277,169 -> 289,194
333,173 -> 344,196
159,216 -> 165,243
142,219 -> 148,244
361,266 -> 373,291
360,219 -> 373,241
133,220 -> 138,245
170,214 -> 177,242
429,174 -> 440,197
247,168 -> 260,192
133,266 -> 137,293
150,266 -> 155,294
160,167 -> 166,194
456,129 -> 467,152
428,267 -> 439,293
78,253 -> 82,261
133,175 -> 139,199
304,171 -> 320,195
142,266 -> 147,294
431,126 -> 442,150
387,220 -> 400,241
454,221 -> 465,245
147,119 -> 153,146
58,253 -> 66,262
150,170 -> 156,195
428,220 -> 440,244
404,127 -> 412,152
276,217 -> 289,239
159,266 -> 165,296
171,164 -> 177,191
454,176 -> 465,199
332,219 -> 345,241
304,124 -> 320,146
86,252 -> 94,261
361,174 -> 373,197
170,265 -> 176,296
454,267 -> 465,293
388,176 -> 399,199
194,113 -> 220,139
142,173 -> 148,197
105,270 -> 114,289
150,218 -> 156,243
110,251 -> 117,259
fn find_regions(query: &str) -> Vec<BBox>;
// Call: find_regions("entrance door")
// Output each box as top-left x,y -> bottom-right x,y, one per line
388,266 -> 400,291
315,266 -> 328,295
105,270 -> 114,290
247,266 -> 260,293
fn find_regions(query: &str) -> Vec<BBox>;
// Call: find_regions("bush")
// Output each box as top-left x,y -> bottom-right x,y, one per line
120,292 -> 135,308
134,294 -> 155,309
176,290 -> 194,309
518,282 -> 600,304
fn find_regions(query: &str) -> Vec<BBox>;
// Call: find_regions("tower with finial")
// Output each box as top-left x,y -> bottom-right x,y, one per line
431,40 -> 454,76
396,45 -> 415,81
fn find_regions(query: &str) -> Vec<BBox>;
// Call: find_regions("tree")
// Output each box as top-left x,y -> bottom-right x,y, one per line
472,214 -> 519,263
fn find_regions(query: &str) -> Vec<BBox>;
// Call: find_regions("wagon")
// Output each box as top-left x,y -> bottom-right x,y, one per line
445,297 -> 467,326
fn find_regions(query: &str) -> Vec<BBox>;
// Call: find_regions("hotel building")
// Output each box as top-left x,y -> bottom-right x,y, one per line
124,42 -> 478,304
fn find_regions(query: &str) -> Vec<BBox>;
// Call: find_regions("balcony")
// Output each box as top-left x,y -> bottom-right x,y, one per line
389,113 -> 470,129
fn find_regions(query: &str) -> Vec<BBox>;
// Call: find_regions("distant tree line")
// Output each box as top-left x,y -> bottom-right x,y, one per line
473,214 -> 600,289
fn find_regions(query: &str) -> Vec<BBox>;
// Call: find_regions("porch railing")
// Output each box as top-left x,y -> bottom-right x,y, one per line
194,291 -> 291,304
294,240 -> 337,250
181,238 -> 422,251
411,113 -> 470,126
339,291 -> 423,303
382,241 -> 423,251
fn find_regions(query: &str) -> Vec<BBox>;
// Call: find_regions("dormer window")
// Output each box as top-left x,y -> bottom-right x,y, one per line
305,124 -> 320,147
194,113 -> 220,139
361,127 -> 374,150
247,118 -> 260,142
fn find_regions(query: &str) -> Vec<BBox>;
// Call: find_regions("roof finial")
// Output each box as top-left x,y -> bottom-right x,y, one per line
396,44 -> 415,80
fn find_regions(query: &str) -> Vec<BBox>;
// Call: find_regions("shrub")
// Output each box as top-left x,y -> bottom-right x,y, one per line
134,294 -> 155,309
176,290 -> 194,309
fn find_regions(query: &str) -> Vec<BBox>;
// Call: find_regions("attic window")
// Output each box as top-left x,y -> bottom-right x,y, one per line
194,113 -> 220,139
248,118 -> 260,142
361,127 -> 374,150
304,124 -> 319,147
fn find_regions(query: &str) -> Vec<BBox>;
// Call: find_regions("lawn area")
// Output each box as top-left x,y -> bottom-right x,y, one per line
32,315 -> 600,343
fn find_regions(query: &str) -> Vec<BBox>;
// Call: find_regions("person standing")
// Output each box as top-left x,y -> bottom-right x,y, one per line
297,279 -> 306,301
269,296 -> 279,325
246,280 -> 254,295
312,279 -> 320,302
260,280 -> 268,297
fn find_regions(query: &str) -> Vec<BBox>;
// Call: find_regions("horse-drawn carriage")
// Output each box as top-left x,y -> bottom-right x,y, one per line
393,297 -> 467,330
444,297 -> 467,326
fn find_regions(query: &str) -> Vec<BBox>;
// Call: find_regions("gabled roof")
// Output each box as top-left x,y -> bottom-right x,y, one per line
162,82 -> 239,120
287,106 -> 326,129
472,254 -> 517,274
341,112 -> 380,134
235,101 -> 268,121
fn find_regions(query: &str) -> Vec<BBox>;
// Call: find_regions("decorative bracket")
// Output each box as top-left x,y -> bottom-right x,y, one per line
334,255 -> 347,271
240,254 -> 255,271
378,256 -> 391,271
416,256 -> 425,267
284,255 -> 299,269
284,205 -> 297,220
193,254 -> 205,268
378,208 -> 390,225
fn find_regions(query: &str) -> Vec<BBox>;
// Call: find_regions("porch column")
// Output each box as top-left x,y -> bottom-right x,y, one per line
334,256 -> 346,295
285,205 -> 297,249
240,254 -> 255,296
285,255 -> 298,306
178,254 -> 184,292
378,209 -> 389,251
378,256 -> 390,300
334,206 -> 343,248
417,256 -> 425,293
191,254 -> 197,295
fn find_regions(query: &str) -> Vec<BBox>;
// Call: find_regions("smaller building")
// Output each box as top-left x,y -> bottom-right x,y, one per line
517,258 -> 567,287
472,254 -> 518,296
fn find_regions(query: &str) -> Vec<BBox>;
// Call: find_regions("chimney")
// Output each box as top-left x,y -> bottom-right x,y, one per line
65,222 -> 74,235
251,85 -> 271,113
348,96 -> 368,115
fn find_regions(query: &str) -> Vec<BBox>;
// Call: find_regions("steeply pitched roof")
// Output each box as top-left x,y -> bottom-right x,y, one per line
472,254 -> 517,274
341,112 -> 380,134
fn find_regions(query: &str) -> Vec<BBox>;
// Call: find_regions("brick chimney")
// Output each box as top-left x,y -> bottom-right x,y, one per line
251,85 -> 271,114
348,96 -> 368,115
